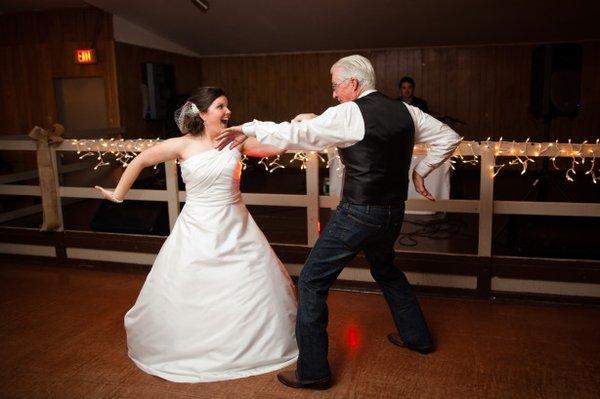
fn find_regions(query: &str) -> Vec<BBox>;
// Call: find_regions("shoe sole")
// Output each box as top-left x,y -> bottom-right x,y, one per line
388,334 -> 434,354
277,375 -> 331,390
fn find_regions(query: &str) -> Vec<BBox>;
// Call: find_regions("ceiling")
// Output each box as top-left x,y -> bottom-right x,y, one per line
2,0 -> 599,56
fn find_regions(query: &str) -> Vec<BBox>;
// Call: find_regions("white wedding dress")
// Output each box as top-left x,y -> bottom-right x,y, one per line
124,147 -> 298,383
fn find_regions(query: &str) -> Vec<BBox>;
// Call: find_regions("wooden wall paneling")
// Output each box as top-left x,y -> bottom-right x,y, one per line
0,8 -> 119,136
297,53 -> 314,119
240,55 -> 254,119
105,34 -> 121,128
237,56 -> 252,120
113,42 -> 202,138
225,57 -> 242,124
383,49 -> 399,99
516,46 -> 540,140
198,42 -> 598,141
317,52 -> 341,110
292,52 -> 306,113
315,53 -> 335,112
198,58 -> 215,87
278,54 -> 291,120
494,46 -> 516,139
385,48 -> 395,96
455,47 -> 472,136
444,47 -> 460,127
471,47 -> 494,139
3,8 -> 599,142
370,50 -> 388,96
289,53 -> 304,119
236,56 -> 250,125
390,48 -> 407,99
240,55 -> 254,122
411,48 -> 424,98
574,41 -> 600,142
476,46 -> 495,139
393,48 -> 406,97
494,45 -> 535,140
264,55 -> 278,120
249,56 -> 264,119
421,47 -> 442,116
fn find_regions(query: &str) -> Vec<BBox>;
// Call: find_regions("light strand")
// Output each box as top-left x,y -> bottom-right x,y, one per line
69,137 -> 600,183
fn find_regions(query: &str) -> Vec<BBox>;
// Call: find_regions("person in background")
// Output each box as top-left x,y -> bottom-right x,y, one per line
398,76 -> 429,113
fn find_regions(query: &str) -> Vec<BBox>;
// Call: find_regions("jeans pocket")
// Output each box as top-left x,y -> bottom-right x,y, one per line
344,210 -> 382,228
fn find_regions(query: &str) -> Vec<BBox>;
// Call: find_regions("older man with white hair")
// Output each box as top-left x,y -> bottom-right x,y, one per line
217,54 -> 461,390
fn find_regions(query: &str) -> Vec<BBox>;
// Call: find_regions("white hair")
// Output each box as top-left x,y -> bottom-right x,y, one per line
330,54 -> 376,91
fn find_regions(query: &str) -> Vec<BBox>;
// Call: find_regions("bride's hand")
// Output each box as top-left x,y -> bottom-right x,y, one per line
215,125 -> 247,150
292,113 -> 317,122
95,186 -> 123,203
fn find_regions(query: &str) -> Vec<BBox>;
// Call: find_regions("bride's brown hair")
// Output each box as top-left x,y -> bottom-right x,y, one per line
183,87 -> 226,136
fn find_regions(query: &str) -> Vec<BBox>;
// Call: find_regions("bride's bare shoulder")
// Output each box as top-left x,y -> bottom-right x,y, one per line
162,135 -> 192,150
147,136 -> 189,159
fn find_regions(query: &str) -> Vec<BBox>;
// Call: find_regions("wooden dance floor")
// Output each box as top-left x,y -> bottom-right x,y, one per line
1,261 -> 599,398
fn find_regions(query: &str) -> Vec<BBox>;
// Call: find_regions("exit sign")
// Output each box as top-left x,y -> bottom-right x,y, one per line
74,49 -> 97,64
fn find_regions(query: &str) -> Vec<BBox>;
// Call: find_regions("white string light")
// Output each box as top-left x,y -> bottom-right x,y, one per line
268,155 -> 285,173
239,154 -> 248,170
70,138 -> 161,169
585,139 -> 599,184
70,138 -> 600,183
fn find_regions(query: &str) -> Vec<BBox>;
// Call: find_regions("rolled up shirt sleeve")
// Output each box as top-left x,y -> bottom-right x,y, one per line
406,104 -> 461,178
241,101 -> 365,151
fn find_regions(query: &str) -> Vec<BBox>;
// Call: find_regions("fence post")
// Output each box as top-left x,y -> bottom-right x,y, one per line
478,146 -> 495,256
477,146 -> 495,296
306,153 -> 320,246
49,147 -> 64,231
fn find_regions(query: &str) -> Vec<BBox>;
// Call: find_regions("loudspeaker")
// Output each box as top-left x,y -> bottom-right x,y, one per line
141,63 -> 176,120
507,215 -> 600,260
530,43 -> 582,119
91,201 -> 169,235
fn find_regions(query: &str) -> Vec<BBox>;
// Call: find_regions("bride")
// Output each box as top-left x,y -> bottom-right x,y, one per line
95,87 -> 298,383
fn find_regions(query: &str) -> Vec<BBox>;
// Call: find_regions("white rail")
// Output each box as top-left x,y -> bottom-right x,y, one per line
1,138 -> 600,257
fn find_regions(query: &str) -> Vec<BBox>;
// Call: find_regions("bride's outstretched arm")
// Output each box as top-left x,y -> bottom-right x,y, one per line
241,137 -> 285,158
95,138 -> 183,202
240,112 -> 318,157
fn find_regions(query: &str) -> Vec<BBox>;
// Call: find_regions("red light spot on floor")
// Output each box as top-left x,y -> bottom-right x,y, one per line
346,324 -> 359,349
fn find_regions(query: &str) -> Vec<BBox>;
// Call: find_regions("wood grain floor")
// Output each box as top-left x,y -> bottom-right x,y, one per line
1,261 -> 599,398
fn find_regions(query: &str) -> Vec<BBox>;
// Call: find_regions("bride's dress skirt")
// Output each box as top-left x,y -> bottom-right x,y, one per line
124,148 -> 298,383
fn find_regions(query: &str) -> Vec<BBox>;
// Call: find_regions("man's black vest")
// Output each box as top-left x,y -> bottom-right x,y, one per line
338,91 -> 415,205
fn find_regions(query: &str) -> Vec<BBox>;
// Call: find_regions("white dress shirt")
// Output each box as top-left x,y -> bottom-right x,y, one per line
242,90 -> 461,178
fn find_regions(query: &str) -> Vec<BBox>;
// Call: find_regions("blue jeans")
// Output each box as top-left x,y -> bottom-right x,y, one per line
296,201 -> 433,381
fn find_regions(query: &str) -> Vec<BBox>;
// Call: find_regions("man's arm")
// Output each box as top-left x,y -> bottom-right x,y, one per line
406,104 -> 461,178
404,103 -> 460,201
218,102 -> 365,152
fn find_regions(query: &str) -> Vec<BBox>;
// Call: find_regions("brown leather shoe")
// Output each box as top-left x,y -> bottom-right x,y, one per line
387,333 -> 434,354
277,370 -> 331,390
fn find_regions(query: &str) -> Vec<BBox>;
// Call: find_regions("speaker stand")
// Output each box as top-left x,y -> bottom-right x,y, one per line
492,118 -> 572,253
520,118 -> 572,202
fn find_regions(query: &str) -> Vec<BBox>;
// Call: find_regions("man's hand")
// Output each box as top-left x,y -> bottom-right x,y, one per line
215,125 -> 248,150
95,186 -> 123,203
292,113 -> 317,122
412,169 -> 435,201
